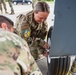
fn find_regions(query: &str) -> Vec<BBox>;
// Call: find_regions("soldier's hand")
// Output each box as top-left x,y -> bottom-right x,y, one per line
43,51 -> 48,57
42,42 -> 49,49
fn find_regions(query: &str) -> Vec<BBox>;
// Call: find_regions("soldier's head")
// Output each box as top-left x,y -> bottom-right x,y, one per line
33,1 -> 50,23
0,15 -> 14,32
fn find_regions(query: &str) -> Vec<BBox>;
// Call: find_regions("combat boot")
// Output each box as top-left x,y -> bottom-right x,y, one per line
9,10 -> 15,15
5,10 -> 8,14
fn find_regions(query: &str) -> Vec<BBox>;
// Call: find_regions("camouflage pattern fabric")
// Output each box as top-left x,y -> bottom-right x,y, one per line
8,0 -> 14,13
0,0 -> 7,13
0,29 -> 42,75
14,11 -> 48,60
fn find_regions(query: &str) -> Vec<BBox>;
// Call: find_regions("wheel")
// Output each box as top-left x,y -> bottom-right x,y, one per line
22,2 -> 24,5
22,0 -> 24,5
27,2 -> 31,4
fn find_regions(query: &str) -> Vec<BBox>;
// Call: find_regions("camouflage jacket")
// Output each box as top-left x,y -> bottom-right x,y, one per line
14,10 -> 48,48
0,29 -> 42,75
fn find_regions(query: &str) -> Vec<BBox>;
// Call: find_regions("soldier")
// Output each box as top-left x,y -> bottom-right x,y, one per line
14,2 -> 50,60
0,15 -> 42,75
0,0 -> 8,14
8,0 -> 15,15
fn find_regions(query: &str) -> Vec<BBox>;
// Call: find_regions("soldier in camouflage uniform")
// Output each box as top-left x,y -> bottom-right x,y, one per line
0,0 -> 8,14
0,29 -> 42,75
0,15 -> 42,75
8,0 -> 15,15
14,2 -> 50,60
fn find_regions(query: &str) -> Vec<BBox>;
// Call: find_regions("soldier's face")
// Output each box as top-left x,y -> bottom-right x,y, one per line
34,11 -> 49,23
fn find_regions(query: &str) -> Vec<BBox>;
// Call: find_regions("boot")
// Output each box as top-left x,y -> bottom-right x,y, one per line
5,10 -> 8,14
5,11 -> 8,14
9,10 -> 15,15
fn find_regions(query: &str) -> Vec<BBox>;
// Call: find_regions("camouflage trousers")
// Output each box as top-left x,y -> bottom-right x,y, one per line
8,0 -> 14,12
0,0 -> 7,13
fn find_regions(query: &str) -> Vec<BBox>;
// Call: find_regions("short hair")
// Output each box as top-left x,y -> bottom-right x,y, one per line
33,1 -> 50,13
0,15 -> 14,28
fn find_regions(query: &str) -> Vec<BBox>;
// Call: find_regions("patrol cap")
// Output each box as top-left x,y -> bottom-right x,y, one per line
0,15 -> 14,26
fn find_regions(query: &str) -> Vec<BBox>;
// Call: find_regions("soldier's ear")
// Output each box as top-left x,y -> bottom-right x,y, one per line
1,22 -> 7,29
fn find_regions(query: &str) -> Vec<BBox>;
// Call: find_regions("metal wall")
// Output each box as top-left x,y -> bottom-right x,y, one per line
49,0 -> 76,57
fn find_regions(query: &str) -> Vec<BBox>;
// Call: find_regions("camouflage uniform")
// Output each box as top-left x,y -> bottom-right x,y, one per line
8,0 -> 15,14
0,0 -> 7,13
14,11 -> 48,60
0,29 -> 42,75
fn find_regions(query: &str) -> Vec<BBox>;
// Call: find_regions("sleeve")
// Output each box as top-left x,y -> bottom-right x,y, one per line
20,16 -> 31,40
14,14 -> 26,37
16,46 -> 43,75
38,21 -> 48,47
41,21 -> 48,39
